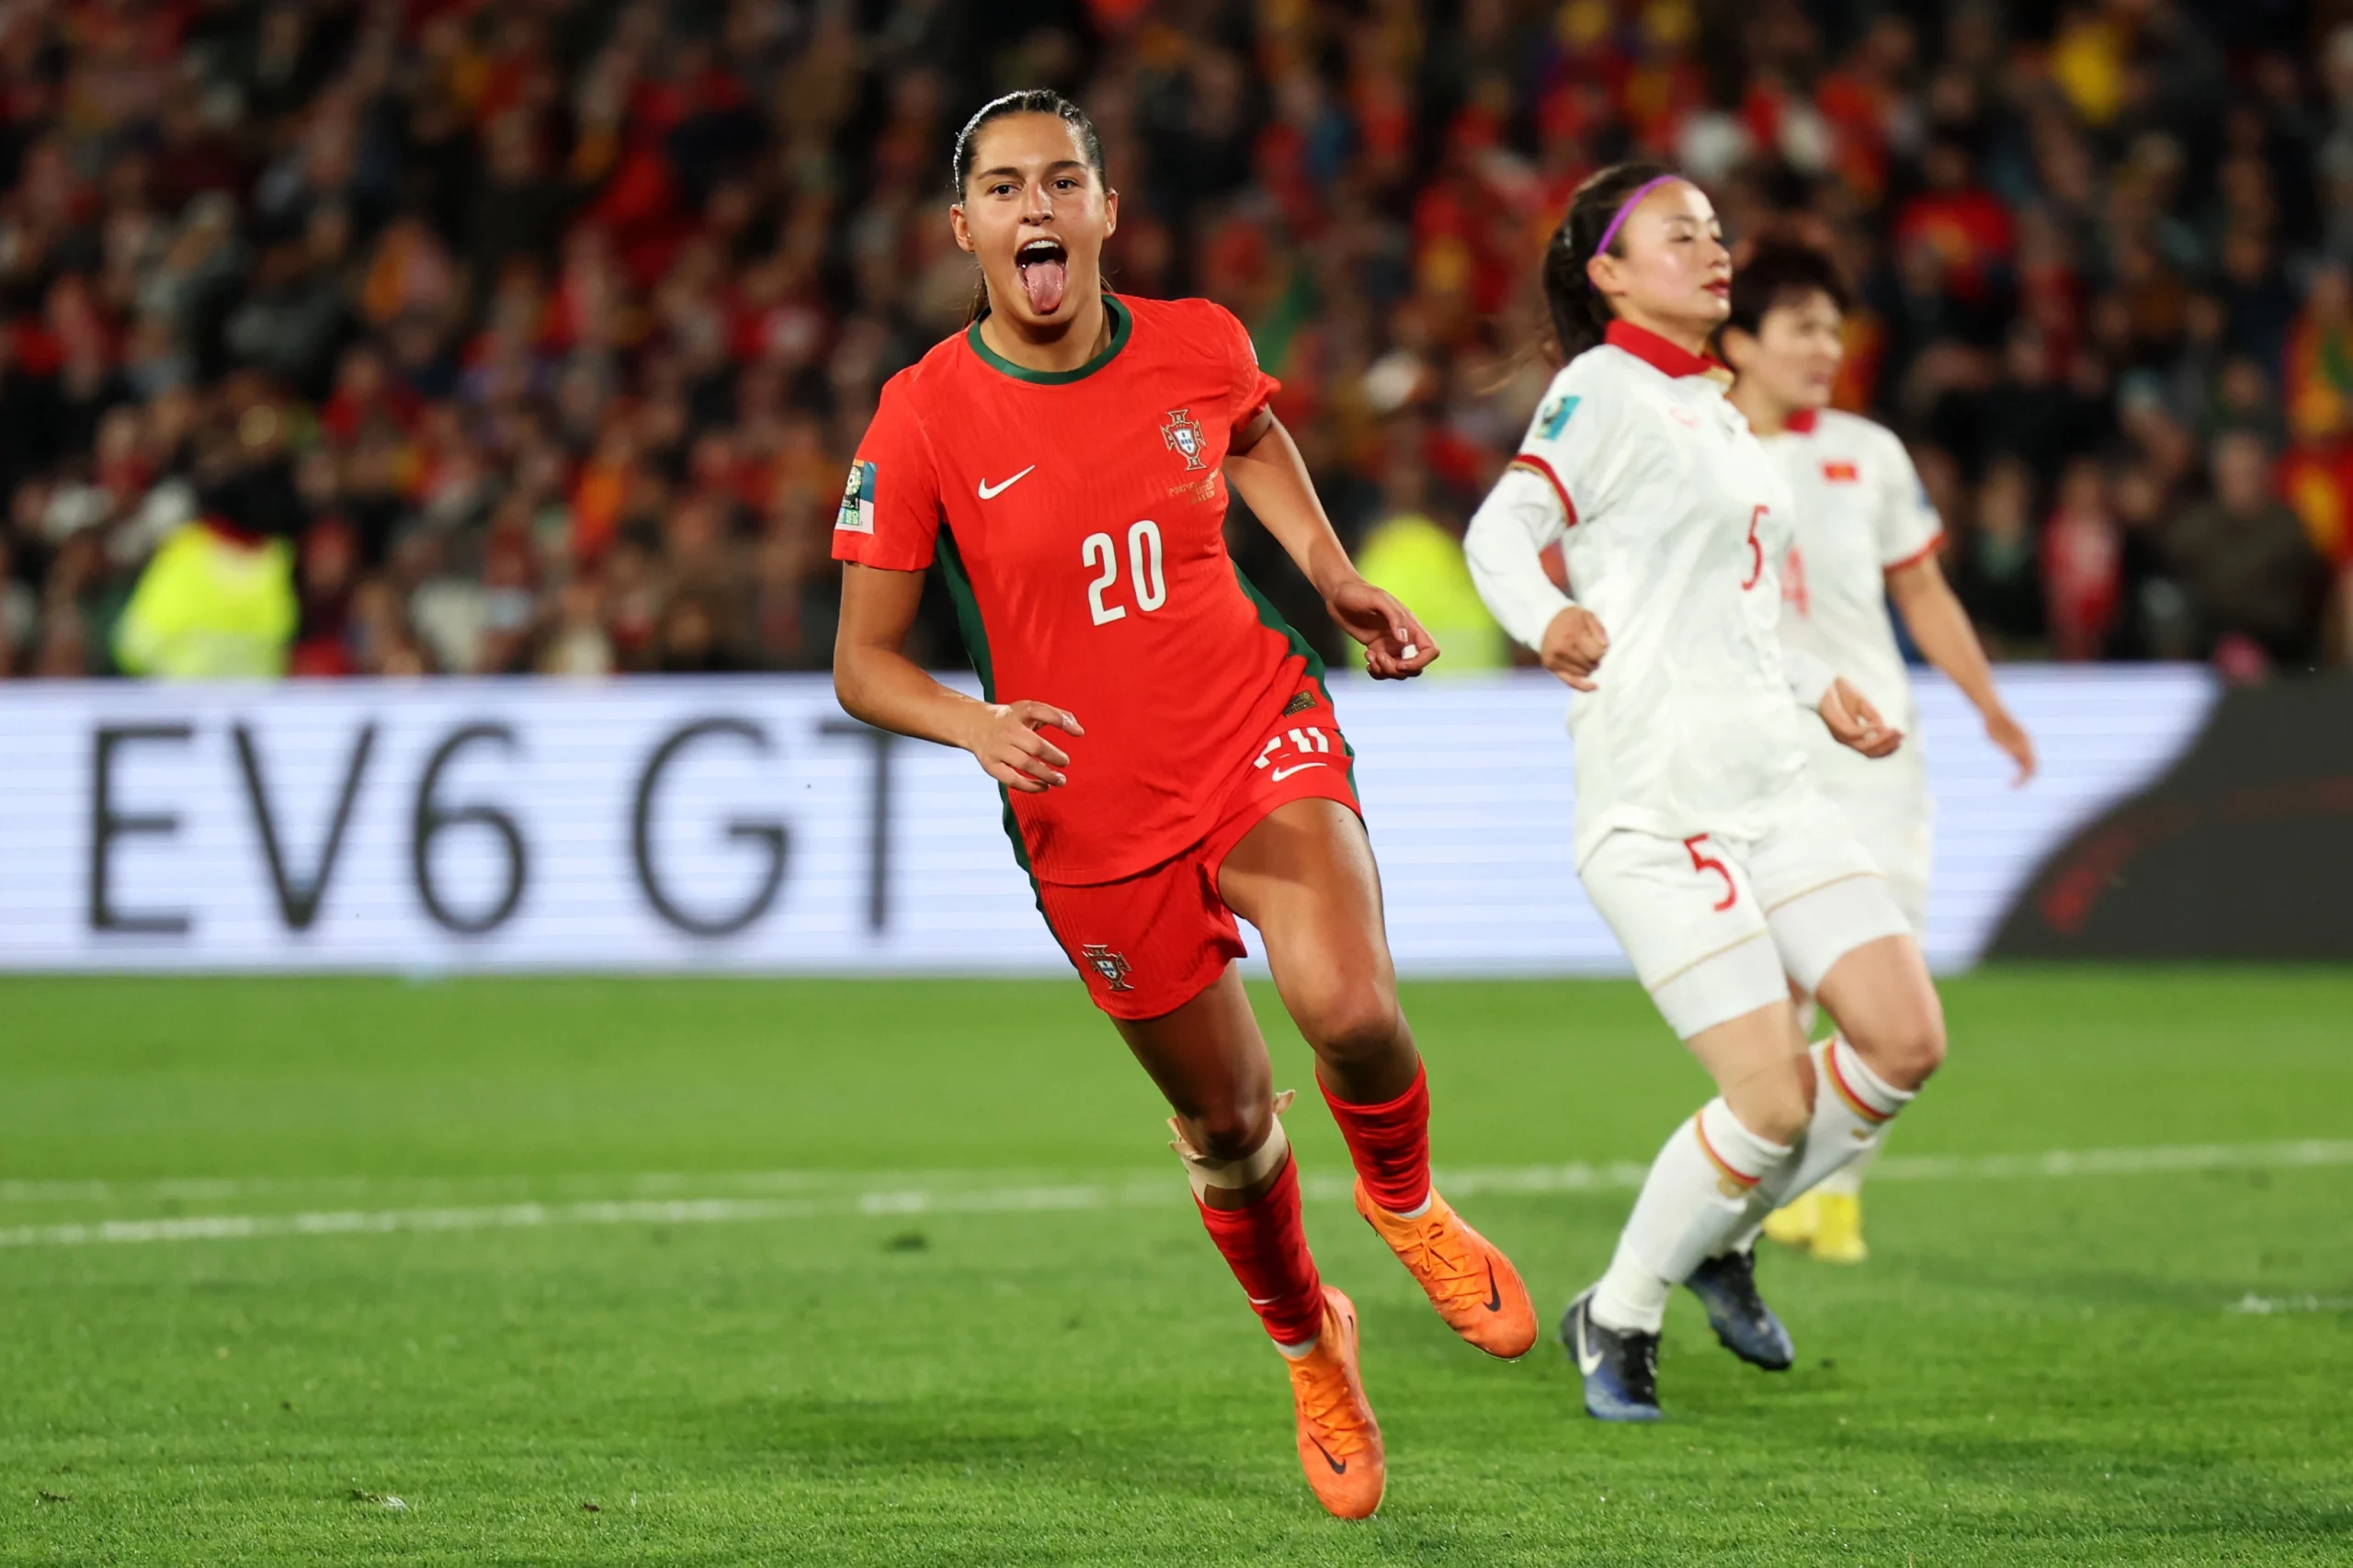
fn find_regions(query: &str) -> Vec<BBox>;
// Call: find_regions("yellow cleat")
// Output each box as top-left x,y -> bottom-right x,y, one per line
1286,1287 -> 1385,1520
1353,1183 -> 1540,1358
1809,1191 -> 1868,1264
1761,1189 -> 1822,1250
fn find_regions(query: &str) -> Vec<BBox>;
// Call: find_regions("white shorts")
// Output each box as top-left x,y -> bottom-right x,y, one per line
1822,774 -> 1931,936
1581,788 -> 1914,1040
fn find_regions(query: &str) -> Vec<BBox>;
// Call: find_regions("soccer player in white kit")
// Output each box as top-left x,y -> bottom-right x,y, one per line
1719,238 -> 2037,1264
1463,165 -> 1949,1422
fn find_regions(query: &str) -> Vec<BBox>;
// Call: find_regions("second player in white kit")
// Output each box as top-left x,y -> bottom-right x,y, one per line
1718,237 -> 2038,1263
1465,165 -> 1951,1423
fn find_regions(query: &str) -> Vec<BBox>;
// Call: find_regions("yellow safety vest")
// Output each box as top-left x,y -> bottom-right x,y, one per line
1355,512 -> 1510,674
113,521 -> 298,679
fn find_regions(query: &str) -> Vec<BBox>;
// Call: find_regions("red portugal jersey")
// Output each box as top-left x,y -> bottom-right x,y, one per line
834,293 -> 1324,885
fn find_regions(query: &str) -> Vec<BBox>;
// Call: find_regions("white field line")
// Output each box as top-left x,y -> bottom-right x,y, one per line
2226,1294 -> 2353,1315
0,1139 -> 2347,1252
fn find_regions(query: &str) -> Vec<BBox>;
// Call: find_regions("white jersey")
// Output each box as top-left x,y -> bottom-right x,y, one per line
1465,322 -> 1828,867
1763,408 -> 1945,928
1764,409 -> 1942,741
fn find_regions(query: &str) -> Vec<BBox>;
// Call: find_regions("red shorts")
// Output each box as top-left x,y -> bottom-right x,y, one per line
1035,692 -> 1361,1020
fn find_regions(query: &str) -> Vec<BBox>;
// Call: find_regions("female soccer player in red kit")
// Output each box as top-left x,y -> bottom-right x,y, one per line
830,91 -> 1537,1519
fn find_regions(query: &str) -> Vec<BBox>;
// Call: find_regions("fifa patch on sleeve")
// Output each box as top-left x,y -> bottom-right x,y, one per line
1534,395 -> 1580,441
835,460 -> 877,534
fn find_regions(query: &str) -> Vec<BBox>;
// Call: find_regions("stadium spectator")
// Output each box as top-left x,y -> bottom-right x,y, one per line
2165,428 -> 2334,671
0,0 -> 2341,680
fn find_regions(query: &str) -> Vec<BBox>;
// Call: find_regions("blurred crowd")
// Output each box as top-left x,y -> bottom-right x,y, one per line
0,0 -> 2348,681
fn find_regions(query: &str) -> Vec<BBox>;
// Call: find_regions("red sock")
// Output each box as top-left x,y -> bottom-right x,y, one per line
1193,1154 -> 1325,1346
1321,1063 -> 1432,1215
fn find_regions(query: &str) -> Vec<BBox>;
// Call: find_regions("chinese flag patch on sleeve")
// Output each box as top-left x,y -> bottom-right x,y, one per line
1822,460 -> 1860,483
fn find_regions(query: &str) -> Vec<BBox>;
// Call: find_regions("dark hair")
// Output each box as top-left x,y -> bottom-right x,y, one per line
1540,161 -> 1679,362
949,90 -> 1108,324
950,89 -> 1106,198
1725,236 -> 1854,339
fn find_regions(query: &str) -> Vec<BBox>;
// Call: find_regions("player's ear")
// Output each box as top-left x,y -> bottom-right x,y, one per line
949,202 -> 975,256
1101,186 -> 1118,239
1585,249 -> 1624,304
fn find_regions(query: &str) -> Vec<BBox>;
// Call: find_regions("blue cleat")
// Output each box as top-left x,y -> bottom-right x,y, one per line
1685,1247 -> 1794,1370
1561,1289 -> 1663,1422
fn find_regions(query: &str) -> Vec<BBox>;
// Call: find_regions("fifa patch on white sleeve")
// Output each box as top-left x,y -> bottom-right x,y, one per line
1532,395 -> 1579,440
835,460 -> 877,534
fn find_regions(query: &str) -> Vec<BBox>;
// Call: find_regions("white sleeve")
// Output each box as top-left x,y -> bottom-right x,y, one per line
1464,466 -> 1574,650
1874,431 -> 1944,571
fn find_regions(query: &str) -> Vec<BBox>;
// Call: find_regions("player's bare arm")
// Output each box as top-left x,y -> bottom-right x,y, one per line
1538,604 -> 1610,690
1886,553 -> 2036,785
1225,406 -> 1438,680
834,561 -> 1083,793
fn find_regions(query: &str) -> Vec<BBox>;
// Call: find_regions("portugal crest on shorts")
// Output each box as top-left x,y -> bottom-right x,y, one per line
1081,944 -> 1134,992
1161,409 -> 1207,471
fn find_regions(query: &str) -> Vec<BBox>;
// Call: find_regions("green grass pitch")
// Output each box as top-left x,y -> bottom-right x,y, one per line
2,970 -> 2348,1564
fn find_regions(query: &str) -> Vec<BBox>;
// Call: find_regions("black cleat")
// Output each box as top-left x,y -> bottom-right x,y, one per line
1560,1289 -> 1663,1422
1685,1247 -> 1794,1370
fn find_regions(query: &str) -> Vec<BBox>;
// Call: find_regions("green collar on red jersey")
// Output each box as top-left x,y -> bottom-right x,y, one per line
966,295 -> 1131,384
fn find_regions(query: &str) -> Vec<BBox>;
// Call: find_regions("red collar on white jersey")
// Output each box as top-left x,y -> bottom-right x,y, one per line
1784,408 -> 1820,434
1605,320 -> 1733,382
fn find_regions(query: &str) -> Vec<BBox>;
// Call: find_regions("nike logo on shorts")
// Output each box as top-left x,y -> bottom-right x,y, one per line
1268,763 -> 1326,782
976,466 -> 1035,499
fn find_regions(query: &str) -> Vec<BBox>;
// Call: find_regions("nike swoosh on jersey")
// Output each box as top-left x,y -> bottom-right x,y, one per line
976,466 -> 1036,499
1575,1310 -> 1604,1375
1268,762 -> 1327,782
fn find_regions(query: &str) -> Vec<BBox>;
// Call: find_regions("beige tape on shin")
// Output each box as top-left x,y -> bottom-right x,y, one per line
1169,1089 -> 1297,1201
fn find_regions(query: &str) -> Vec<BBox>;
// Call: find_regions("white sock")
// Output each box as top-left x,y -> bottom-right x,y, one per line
1748,1038 -> 1910,1225
1816,1134 -> 1883,1198
1591,1099 -> 1793,1335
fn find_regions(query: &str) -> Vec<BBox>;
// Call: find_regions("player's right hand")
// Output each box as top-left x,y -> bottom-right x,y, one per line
1821,678 -> 1904,759
966,700 -> 1084,792
1538,605 -> 1609,691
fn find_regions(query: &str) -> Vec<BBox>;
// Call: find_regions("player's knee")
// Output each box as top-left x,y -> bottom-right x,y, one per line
1742,1087 -> 1813,1148
1189,1098 -> 1276,1165
1856,1007 -> 1946,1092
1293,985 -> 1403,1071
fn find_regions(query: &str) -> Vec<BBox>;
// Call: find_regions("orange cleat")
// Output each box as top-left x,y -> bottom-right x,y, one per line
1285,1286 -> 1385,1520
1354,1182 -> 1540,1359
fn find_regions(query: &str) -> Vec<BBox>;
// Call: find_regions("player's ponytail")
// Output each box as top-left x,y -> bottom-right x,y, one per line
952,90 -> 1109,325
1541,161 -> 1680,363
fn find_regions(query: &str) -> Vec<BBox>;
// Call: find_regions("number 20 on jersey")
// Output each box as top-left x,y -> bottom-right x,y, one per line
1084,520 -> 1166,625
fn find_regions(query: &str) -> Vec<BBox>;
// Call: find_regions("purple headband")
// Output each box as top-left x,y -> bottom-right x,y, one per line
1594,175 -> 1682,258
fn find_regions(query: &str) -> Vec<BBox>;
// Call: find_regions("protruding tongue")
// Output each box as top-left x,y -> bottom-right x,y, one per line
1018,256 -> 1068,315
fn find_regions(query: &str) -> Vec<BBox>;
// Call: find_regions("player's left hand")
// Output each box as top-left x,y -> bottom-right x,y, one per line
1821,677 -> 1904,759
1327,579 -> 1438,679
1984,705 -> 2037,786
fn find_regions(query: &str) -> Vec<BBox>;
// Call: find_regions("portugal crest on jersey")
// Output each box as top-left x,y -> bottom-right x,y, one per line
1080,944 -> 1134,992
1161,409 -> 1207,471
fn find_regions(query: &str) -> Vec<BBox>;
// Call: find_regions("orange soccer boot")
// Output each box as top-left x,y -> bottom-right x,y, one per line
1285,1286 -> 1386,1520
1355,1183 -> 1540,1358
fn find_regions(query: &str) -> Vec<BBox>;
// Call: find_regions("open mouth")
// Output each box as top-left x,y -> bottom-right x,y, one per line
1016,236 -> 1069,315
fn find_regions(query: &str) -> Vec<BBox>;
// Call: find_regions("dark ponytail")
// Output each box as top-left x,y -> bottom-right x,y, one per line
951,89 -> 1108,324
1540,161 -> 1680,362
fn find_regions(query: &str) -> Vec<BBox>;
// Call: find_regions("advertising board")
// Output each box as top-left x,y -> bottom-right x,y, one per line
0,669 -> 2219,974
